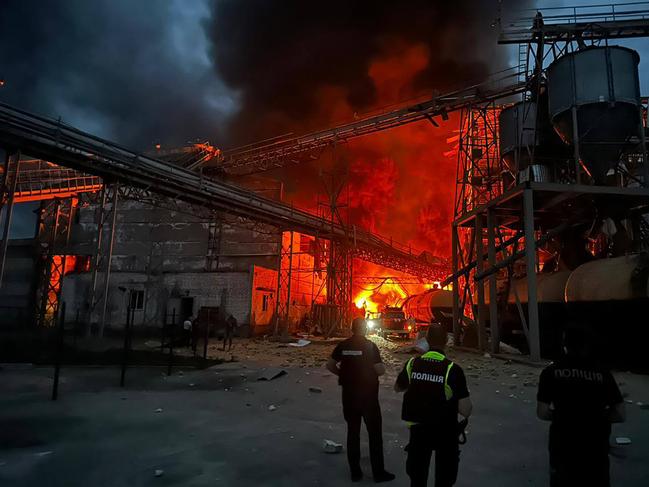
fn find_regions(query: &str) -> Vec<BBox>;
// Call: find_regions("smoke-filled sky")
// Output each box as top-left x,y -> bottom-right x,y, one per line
1,0 -> 648,252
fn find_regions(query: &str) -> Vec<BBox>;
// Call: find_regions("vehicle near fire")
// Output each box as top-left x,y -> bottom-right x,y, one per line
368,306 -> 411,338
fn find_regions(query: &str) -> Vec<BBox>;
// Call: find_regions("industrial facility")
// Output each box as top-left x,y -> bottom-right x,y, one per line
1,4 -> 648,369
2,3 -> 649,487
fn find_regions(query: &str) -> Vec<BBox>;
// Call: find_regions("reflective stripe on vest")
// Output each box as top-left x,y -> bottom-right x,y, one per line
406,351 -> 454,400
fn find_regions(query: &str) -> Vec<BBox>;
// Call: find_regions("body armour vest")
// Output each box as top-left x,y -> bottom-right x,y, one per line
402,351 -> 456,425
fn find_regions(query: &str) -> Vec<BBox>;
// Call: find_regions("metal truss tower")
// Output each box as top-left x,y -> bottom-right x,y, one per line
450,3 -> 649,361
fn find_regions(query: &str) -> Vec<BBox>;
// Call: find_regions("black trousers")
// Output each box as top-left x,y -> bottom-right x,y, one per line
406,424 -> 459,487
342,387 -> 385,477
549,428 -> 610,487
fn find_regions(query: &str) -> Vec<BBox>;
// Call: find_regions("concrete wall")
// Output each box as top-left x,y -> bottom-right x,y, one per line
62,269 -> 254,330
0,239 -> 38,327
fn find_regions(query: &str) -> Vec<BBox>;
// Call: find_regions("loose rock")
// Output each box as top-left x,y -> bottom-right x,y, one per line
322,439 -> 343,454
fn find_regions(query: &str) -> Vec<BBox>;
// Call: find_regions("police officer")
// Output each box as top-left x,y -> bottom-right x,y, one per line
327,317 -> 395,483
395,324 -> 472,487
537,324 -> 625,487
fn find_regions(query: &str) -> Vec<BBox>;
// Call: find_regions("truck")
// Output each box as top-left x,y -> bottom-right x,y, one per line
366,306 -> 411,338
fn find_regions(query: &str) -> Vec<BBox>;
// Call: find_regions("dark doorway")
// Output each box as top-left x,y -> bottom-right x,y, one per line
180,297 -> 194,321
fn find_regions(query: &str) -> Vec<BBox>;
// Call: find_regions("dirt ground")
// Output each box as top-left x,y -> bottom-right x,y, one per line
1,336 -> 648,487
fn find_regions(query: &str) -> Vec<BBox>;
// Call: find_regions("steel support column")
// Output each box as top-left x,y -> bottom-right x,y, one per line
35,198 -> 75,327
474,213 -> 487,351
523,189 -> 541,361
487,208 -> 500,354
451,224 -> 461,344
98,185 -> 119,336
0,150 -> 20,288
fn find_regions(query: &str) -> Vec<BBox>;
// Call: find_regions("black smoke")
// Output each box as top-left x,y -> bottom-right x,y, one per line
208,0 -> 519,145
0,0 -> 233,150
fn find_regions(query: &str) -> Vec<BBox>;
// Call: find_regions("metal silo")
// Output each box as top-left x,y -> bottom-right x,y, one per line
499,92 -> 571,184
547,46 -> 642,183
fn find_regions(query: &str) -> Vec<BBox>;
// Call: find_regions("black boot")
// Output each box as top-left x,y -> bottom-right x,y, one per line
374,471 -> 396,483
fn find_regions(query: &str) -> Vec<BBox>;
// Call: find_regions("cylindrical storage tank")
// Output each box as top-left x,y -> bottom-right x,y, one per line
565,253 -> 649,371
402,289 -> 453,329
499,101 -> 539,172
565,253 -> 649,302
547,46 -> 641,183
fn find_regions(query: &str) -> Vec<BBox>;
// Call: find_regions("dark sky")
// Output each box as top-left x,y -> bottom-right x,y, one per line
1,0 -> 647,240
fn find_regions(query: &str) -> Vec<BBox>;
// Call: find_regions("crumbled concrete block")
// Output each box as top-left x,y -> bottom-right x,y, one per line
322,439 -> 343,453
154,408 -> 163,413
268,405 -> 277,411
154,469 -> 164,477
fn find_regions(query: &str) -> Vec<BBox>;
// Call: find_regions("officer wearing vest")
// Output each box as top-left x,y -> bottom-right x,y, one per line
395,324 -> 472,487
537,324 -> 625,487
327,317 -> 395,483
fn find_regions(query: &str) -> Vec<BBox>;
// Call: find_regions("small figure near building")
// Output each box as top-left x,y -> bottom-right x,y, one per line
223,314 -> 237,351
182,316 -> 193,348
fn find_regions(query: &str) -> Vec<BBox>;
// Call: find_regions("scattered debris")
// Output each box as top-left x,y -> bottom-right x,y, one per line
288,339 -> 311,347
154,469 -> 164,477
499,343 -> 522,355
322,439 -> 343,453
483,353 -> 492,359
257,368 -> 288,381
615,437 -> 632,445
268,405 -> 277,411
309,386 -> 323,393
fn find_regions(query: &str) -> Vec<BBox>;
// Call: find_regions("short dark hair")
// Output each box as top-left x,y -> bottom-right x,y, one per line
426,324 -> 447,349
351,317 -> 366,335
563,322 -> 596,357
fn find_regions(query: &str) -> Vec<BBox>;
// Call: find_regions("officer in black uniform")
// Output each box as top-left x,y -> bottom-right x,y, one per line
327,317 -> 395,483
537,324 -> 625,487
395,324 -> 472,487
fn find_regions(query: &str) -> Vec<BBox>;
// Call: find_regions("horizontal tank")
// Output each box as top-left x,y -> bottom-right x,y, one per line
402,289 -> 453,325
566,253 -> 649,302
566,253 -> 649,372
547,46 -> 641,183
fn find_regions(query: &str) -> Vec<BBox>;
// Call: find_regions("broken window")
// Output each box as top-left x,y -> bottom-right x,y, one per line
262,294 -> 270,311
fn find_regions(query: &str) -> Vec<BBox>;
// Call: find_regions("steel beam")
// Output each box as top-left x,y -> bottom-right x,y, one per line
474,213 -> 487,352
0,102 -> 444,280
523,189 -> 541,361
486,208 -> 500,354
